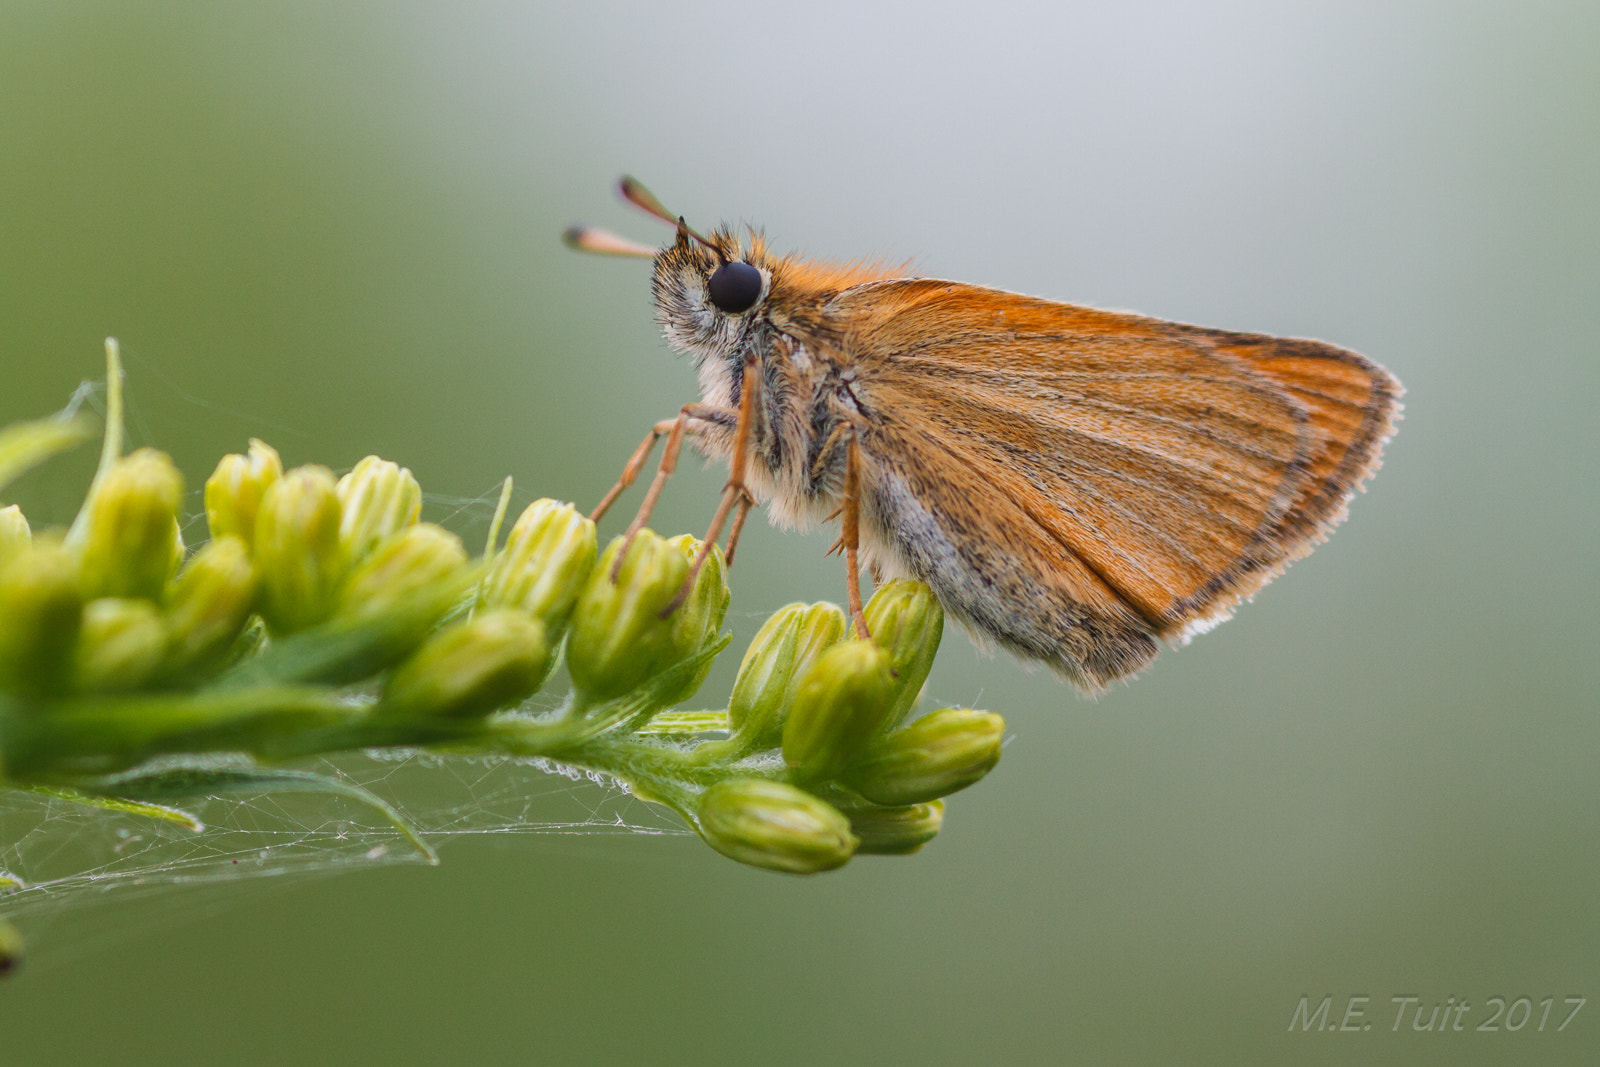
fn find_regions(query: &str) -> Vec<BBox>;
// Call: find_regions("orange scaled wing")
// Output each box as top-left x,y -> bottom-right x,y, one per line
824,280 -> 1400,688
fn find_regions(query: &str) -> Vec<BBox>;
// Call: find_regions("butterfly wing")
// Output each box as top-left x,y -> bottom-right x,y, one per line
815,279 -> 1400,690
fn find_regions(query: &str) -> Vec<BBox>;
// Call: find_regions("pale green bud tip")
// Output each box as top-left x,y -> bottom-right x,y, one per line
863,578 -> 944,724
652,534 -> 731,707
382,609 -> 550,719
337,523 -> 468,619
204,438 -> 282,548
253,465 -> 344,633
0,505 -> 31,570
74,597 -> 168,693
663,534 -> 730,651
696,779 -> 858,874
482,499 -> 597,637
163,535 -> 258,678
565,530 -> 688,702
0,541 -> 84,697
336,455 -> 422,563
728,602 -> 807,740
77,448 -> 185,601
848,800 -> 944,856
728,601 -> 847,749
781,640 -> 897,781
845,708 -> 1005,807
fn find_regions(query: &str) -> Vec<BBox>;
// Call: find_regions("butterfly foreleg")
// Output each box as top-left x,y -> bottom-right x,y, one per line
660,352 -> 760,616
603,403 -> 736,581
723,488 -> 757,564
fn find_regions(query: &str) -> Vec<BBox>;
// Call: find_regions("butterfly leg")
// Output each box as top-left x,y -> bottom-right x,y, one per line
724,488 -> 757,564
809,424 -> 871,638
592,403 -> 732,523
590,420 -> 674,524
604,403 -> 736,581
842,431 -> 870,640
661,353 -> 760,616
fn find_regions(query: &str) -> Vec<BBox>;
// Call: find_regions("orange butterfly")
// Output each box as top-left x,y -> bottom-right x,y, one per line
566,178 -> 1402,692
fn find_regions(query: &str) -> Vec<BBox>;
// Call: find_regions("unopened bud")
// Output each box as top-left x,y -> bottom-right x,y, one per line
0,541 -> 84,698
74,597 -> 168,693
696,778 -> 857,874
846,799 -> 944,856
77,448 -> 184,601
163,535 -> 258,680
650,535 -> 730,707
0,919 -> 22,977
844,708 -> 1005,806
862,578 -> 944,725
205,439 -> 281,549
781,640 -> 896,781
728,601 -> 847,750
565,530 -> 687,702
381,609 -> 550,719
336,455 -> 421,564
0,506 -> 30,570
337,524 -> 468,619
481,499 -> 597,639
253,465 -> 344,633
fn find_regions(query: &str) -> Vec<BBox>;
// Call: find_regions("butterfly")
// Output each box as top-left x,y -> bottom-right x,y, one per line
565,178 -> 1402,692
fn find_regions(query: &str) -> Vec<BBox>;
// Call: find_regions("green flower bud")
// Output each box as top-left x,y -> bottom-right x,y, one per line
381,609 -> 550,719
204,439 -> 282,549
336,455 -> 422,564
74,597 -> 168,693
77,448 -> 184,601
565,530 -> 687,703
781,640 -> 897,781
862,578 -> 944,726
481,499 -> 597,639
0,505 -> 30,571
696,778 -> 857,874
844,708 -> 1005,806
0,541 -> 84,698
253,465 -> 344,633
651,534 -> 730,707
337,523 -> 468,619
163,534 -> 258,679
728,601 -> 847,750
0,918 -> 22,977
846,799 -> 944,856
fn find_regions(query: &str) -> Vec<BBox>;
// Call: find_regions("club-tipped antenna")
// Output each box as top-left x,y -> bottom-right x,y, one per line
618,176 -> 719,253
561,224 -> 658,258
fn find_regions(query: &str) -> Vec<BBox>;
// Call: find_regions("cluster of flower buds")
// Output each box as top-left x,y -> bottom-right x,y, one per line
692,579 -> 1005,873
0,414 -> 1006,879
0,440 -> 605,721
0,447 -> 234,699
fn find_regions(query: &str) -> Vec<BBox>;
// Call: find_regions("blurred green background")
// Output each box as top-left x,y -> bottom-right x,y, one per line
2,2 -> 1597,1064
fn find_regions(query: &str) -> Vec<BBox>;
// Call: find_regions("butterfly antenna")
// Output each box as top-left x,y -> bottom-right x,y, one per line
619,176 -> 720,254
561,224 -> 658,258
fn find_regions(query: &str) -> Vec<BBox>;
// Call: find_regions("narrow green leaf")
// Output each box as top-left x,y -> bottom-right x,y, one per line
0,417 -> 94,498
212,565 -> 482,690
24,784 -> 204,832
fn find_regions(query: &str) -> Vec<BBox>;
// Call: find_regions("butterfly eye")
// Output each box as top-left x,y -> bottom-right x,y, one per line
707,261 -> 763,314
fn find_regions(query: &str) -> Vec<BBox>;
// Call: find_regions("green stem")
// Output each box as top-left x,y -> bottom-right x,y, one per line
0,688 -> 363,781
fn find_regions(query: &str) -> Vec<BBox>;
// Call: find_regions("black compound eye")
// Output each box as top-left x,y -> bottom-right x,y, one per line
707,260 -> 763,314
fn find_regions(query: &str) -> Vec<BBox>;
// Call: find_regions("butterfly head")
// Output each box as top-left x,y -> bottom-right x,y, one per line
651,223 -> 778,369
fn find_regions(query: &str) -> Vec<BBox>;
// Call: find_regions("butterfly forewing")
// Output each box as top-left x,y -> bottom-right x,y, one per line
812,281 -> 1398,683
